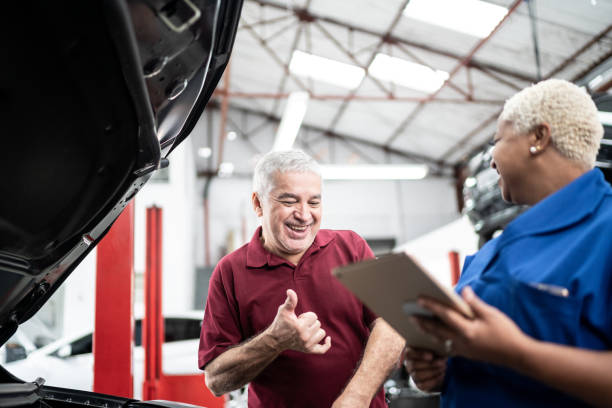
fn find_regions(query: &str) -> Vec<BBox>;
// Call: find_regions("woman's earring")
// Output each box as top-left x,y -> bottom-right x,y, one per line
529,146 -> 538,154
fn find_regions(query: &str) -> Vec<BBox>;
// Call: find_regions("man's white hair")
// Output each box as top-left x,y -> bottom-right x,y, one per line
499,78 -> 603,168
253,149 -> 321,201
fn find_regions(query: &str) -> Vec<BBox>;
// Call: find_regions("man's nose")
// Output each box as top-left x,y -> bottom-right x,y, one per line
293,203 -> 311,221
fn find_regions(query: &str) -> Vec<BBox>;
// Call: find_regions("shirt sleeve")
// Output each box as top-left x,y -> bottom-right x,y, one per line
198,262 -> 243,369
351,231 -> 375,261
349,231 -> 378,327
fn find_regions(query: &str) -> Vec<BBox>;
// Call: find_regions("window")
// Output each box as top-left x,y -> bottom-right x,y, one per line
133,317 -> 201,346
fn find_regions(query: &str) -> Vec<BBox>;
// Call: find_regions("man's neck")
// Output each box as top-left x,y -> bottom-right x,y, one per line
260,232 -> 305,266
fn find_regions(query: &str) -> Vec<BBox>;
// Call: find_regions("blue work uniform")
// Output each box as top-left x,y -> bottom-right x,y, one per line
443,168 -> 612,407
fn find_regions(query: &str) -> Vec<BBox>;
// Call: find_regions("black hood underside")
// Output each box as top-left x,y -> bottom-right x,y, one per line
0,0 -> 242,345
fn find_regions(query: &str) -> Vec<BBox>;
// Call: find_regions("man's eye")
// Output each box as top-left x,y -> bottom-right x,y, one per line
309,201 -> 320,206
281,201 -> 296,205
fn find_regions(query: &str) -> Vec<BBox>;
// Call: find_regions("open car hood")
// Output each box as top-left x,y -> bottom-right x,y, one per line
0,0 -> 242,346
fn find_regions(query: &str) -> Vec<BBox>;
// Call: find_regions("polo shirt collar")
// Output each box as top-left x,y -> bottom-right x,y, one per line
501,168 -> 609,242
245,226 -> 335,268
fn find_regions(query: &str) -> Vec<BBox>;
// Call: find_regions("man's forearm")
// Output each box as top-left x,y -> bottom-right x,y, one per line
334,318 -> 406,406
204,329 -> 282,396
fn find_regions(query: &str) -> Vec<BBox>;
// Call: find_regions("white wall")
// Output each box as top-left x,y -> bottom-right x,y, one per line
395,216 -> 479,288
195,176 -> 460,267
134,141 -> 198,315
62,249 -> 97,336
60,140 -> 199,337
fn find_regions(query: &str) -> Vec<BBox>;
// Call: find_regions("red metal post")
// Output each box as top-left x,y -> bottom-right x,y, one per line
142,205 -> 224,407
449,251 -> 461,287
143,206 -> 164,400
93,201 -> 135,398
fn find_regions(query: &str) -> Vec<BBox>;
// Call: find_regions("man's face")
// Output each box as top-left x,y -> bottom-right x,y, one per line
255,171 -> 322,263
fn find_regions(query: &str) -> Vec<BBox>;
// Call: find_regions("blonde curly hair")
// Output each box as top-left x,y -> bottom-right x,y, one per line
499,78 -> 603,168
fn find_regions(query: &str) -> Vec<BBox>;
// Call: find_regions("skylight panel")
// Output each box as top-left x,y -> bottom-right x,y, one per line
403,0 -> 508,38
289,50 -> 365,89
320,164 -> 429,180
369,53 -> 449,93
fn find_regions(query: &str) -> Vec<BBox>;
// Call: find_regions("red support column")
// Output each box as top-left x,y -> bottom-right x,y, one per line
141,205 -> 224,406
93,201 -> 135,398
143,206 -> 164,400
448,250 -> 461,287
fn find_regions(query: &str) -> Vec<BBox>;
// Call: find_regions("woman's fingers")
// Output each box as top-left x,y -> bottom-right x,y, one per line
404,346 -> 436,362
462,286 -> 494,318
407,358 -> 447,370
412,315 -> 456,343
411,367 -> 446,392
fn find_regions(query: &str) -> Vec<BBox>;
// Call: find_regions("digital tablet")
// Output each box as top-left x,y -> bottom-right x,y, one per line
333,252 -> 473,355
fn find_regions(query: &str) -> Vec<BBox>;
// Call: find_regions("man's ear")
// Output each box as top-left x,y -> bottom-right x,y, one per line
530,123 -> 552,152
252,192 -> 263,217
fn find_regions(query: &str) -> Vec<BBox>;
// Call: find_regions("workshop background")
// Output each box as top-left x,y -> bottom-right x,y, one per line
3,0 -> 611,406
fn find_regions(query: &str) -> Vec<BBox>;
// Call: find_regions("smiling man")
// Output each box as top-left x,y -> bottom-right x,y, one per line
199,150 -> 404,408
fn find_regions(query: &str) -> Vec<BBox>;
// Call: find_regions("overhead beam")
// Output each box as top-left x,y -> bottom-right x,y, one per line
213,89 -> 505,104
447,24 -> 612,166
384,0 -> 523,146
205,100 -> 452,175
324,0 -> 411,133
249,0 -> 538,83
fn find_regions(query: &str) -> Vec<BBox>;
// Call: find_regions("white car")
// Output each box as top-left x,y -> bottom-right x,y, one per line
0,317 -> 56,364
4,311 -> 204,400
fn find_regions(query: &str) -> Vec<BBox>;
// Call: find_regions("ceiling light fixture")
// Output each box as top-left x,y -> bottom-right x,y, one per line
369,53 -> 449,93
403,0 -> 508,38
218,162 -> 234,177
197,147 -> 212,158
272,91 -> 310,151
320,164 -> 429,180
289,50 -> 365,89
227,131 -> 237,141
599,111 -> 612,127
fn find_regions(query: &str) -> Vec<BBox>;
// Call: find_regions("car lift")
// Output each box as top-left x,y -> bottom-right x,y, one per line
142,206 -> 223,406
93,202 -> 135,397
93,203 -> 222,406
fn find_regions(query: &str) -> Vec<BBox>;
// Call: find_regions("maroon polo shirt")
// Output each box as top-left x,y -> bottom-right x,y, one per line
199,227 -> 387,408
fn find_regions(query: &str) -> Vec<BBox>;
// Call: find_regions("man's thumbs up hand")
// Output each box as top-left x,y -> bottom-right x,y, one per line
280,289 -> 298,314
266,289 -> 332,355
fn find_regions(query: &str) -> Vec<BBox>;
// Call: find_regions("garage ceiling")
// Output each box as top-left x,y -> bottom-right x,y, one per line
195,0 -> 612,178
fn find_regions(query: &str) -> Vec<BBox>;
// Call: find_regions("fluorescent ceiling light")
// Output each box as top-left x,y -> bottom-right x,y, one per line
227,131 -> 237,141
197,147 -> 212,158
464,176 -> 477,188
289,50 -> 365,89
599,111 -> 612,126
369,53 -> 449,93
273,91 -> 310,151
320,164 -> 429,180
219,162 -> 234,177
589,74 -> 603,89
403,0 -> 508,38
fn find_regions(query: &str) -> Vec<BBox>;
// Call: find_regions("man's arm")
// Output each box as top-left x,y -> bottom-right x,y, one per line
332,318 -> 405,408
204,289 -> 331,396
204,328 -> 284,396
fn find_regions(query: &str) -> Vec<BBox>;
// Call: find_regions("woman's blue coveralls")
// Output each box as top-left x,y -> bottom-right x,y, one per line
443,168 -> 612,407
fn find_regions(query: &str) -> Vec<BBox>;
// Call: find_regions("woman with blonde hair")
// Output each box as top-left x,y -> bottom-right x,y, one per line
406,79 -> 612,407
